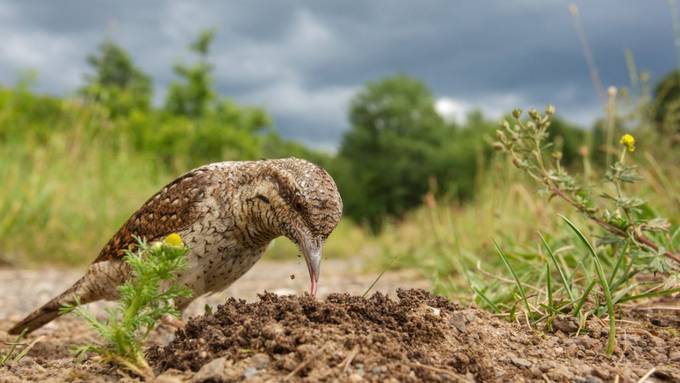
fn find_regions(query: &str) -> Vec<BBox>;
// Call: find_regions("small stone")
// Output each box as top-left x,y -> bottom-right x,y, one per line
669,350 -> 680,361
348,373 -> 364,382
449,313 -> 467,333
583,376 -> 603,383
552,316 -> 578,334
250,353 -> 271,369
463,310 -> 477,323
243,367 -> 257,379
529,366 -> 542,378
154,372 -> 184,383
511,357 -> 532,368
539,362 -> 555,373
647,335 -> 665,347
192,357 -> 229,383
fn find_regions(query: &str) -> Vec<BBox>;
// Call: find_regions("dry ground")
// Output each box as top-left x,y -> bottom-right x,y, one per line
0,260 -> 678,383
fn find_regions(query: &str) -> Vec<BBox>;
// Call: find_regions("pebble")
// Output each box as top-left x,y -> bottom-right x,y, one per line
154,373 -> 184,383
669,350 -> 680,362
243,367 -> 258,379
511,357 -> 532,368
449,312 -> 467,333
249,353 -> 271,369
539,361 -> 556,372
552,316 -> 578,334
579,376 -> 603,383
192,357 -> 229,383
371,366 -> 387,374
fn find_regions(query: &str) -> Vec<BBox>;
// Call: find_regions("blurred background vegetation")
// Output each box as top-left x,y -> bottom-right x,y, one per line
1,25 -> 679,318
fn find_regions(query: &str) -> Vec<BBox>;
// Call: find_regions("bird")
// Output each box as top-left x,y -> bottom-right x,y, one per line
9,157 -> 343,335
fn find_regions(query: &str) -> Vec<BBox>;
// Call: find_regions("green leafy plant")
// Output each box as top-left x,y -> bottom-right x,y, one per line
494,106 -> 679,267
60,233 -> 192,379
487,106 -> 680,355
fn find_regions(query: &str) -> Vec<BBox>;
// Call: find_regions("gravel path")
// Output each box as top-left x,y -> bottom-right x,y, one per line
0,259 -> 429,324
0,259 -> 430,382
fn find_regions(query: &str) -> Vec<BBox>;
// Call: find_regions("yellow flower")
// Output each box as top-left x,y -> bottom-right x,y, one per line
619,134 -> 635,152
163,233 -> 184,247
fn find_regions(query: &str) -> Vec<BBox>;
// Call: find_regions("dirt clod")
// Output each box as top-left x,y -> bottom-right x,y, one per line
147,289 -> 680,382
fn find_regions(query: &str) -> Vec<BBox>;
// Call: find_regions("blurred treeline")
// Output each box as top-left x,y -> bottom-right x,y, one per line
1,29 -> 679,264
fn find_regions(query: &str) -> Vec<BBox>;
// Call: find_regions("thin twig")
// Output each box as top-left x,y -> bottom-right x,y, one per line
636,367 -> 656,383
285,345 -> 326,381
339,345 -> 359,373
12,335 -> 44,364
548,184 -> 680,264
631,306 -> 680,311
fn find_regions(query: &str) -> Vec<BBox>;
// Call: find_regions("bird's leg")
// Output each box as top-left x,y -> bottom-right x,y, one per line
159,315 -> 185,330
158,298 -> 191,331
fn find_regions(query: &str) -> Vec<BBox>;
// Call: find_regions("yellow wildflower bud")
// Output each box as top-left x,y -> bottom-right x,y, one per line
619,134 -> 635,152
163,233 -> 184,247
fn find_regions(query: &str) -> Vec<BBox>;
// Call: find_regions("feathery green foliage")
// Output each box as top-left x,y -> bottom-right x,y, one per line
60,236 -> 192,380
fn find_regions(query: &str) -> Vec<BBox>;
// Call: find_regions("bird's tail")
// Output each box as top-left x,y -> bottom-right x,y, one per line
8,279 -> 93,335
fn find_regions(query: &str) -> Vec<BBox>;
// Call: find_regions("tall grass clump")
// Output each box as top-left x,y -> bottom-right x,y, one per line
0,92 -> 171,265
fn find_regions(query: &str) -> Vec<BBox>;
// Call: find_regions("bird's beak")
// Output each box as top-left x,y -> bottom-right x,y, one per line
299,236 -> 322,297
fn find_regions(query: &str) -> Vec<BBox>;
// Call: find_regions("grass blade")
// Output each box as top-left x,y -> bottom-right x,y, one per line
617,287 -> 680,304
573,280 -> 597,318
560,215 -> 616,355
607,241 -> 628,286
539,233 -> 576,305
493,239 -> 531,319
472,286 -> 500,313
546,263 -> 554,314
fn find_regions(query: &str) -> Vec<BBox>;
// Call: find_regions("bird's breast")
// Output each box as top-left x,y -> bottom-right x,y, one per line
175,196 -> 270,296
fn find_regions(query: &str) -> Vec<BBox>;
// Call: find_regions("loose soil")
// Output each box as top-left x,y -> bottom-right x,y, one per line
0,262 -> 679,382
148,289 -> 680,383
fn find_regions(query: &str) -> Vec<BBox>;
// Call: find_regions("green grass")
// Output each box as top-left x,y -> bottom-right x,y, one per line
0,131 -> 169,265
369,107 -> 680,356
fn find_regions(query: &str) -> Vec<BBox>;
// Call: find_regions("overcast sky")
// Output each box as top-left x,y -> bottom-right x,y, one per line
0,1 -> 677,148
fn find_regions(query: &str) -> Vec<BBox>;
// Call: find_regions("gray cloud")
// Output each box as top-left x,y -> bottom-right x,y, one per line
0,0 -> 677,148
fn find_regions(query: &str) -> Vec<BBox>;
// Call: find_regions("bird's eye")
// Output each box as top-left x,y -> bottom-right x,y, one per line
293,196 -> 304,211
256,194 -> 270,204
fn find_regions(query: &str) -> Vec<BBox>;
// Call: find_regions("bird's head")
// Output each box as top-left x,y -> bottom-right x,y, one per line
244,158 -> 343,296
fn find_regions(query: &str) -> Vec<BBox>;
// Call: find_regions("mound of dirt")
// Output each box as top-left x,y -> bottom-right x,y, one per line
149,289 -> 680,382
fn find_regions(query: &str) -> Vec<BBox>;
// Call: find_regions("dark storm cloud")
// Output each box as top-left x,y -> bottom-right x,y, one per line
0,0 -> 677,148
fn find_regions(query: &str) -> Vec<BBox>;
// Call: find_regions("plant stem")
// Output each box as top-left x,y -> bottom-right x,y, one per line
545,182 -> 680,264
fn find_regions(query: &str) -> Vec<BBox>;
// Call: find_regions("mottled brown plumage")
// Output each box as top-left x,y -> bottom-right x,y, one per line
9,158 -> 342,335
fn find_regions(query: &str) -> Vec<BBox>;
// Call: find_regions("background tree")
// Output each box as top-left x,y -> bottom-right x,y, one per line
337,74 -> 451,230
652,68 -> 680,136
164,29 -> 216,118
80,39 -> 152,117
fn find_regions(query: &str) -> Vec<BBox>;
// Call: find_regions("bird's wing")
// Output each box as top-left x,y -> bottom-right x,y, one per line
92,166 -> 216,263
